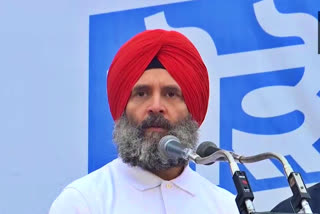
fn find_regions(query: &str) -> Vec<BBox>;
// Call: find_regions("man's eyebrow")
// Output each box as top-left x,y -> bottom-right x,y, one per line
131,84 -> 182,94
162,85 -> 182,93
131,84 -> 150,93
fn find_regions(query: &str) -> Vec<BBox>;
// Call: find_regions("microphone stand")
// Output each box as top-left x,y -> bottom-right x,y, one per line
192,152 -> 317,214
193,150 -> 256,214
236,153 -> 314,214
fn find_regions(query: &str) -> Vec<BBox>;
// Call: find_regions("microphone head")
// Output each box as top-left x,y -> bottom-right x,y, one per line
196,141 -> 219,157
158,135 -> 180,159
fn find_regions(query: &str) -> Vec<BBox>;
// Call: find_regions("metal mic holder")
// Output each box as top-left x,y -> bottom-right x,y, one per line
193,152 -> 317,214
236,153 -> 313,214
194,151 -> 256,214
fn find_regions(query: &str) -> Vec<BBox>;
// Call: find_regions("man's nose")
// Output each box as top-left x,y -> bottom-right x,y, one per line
147,94 -> 165,114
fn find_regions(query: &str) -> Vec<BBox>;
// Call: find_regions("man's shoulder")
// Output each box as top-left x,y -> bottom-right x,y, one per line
66,158 -> 120,192
188,167 -> 235,198
60,159 -> 121,195
183,168 -> 238,213
49,159 -> 121,213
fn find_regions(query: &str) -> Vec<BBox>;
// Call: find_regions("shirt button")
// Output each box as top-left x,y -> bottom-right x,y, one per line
166,183 -> 172,189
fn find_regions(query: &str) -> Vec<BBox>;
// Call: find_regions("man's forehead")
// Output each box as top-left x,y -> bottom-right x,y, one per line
132,68 -> 182,90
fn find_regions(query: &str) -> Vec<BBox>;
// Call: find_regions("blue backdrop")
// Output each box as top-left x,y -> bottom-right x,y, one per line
89,0 -> 320,208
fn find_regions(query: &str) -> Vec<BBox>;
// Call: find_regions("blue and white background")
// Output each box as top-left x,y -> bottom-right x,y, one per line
1,0 -> 319,213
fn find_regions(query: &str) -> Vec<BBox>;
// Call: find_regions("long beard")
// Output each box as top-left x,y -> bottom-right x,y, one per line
113,114 -> 199,171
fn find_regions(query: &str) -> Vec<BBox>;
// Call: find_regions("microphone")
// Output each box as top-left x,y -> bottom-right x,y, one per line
196,141 -> 219,157
196,141 -> 227,164
196,141 -> 313,213
196,141 -> 241,164
158,135 -> 200,161
195,141 -> 256,214
196,141 -> 292,175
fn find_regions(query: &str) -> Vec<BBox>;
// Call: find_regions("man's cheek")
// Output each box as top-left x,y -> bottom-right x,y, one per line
124,112 -> 141,127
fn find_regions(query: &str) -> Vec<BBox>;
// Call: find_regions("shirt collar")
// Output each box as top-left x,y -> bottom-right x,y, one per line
117,158 -> 198,196
171,165 -> 198,196
117,158 -> 162,191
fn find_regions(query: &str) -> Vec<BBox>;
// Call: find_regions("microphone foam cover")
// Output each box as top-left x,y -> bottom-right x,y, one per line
196,141 -> 219,157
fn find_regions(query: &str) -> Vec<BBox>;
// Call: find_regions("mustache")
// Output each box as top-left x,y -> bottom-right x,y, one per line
139,114 -> 173,130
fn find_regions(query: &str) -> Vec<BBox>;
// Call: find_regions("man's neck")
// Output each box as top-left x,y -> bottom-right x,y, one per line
151,166 -> 184,180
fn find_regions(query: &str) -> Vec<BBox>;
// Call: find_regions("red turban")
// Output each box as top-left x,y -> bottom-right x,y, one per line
107,29 -> 209,125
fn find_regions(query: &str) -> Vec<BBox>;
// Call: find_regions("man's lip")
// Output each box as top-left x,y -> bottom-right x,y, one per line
145,127 -> 166,132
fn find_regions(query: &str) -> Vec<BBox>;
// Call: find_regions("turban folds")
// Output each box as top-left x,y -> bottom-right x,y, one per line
107,29 -> 209,125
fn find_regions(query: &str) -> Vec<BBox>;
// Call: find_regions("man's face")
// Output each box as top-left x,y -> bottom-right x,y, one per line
113,68 -> 199,171
125,68 -> 189,134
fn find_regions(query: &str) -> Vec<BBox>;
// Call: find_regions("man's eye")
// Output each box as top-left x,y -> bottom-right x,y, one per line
137,91 -> 146,97
167,92 -> 176,97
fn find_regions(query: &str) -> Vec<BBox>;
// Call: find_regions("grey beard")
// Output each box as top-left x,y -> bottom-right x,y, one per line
113,114 -> 199,171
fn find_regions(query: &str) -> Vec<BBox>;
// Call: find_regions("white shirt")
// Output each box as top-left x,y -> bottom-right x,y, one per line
49,158 -> 239,214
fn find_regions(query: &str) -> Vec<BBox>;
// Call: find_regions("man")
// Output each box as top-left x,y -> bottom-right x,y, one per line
49,29 -> 239,213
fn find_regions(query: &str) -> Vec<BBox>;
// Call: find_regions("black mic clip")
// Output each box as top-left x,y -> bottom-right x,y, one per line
288,172 -> 312,213
233,171 -> 255,214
